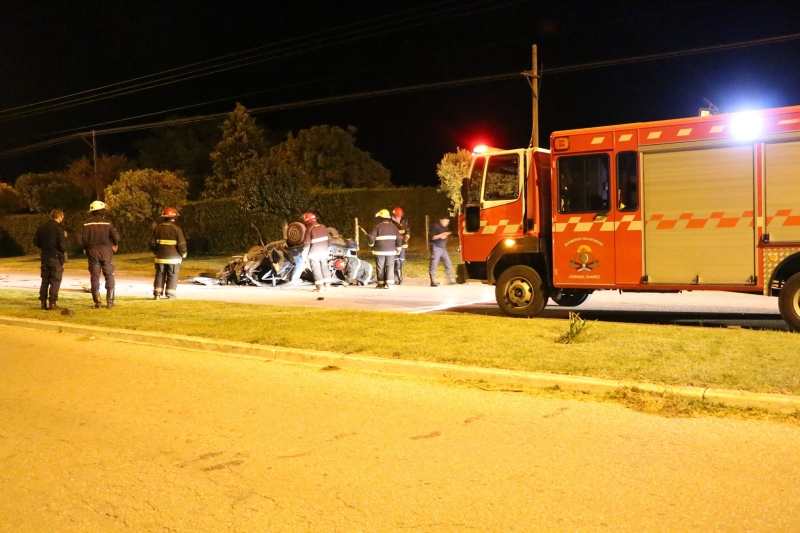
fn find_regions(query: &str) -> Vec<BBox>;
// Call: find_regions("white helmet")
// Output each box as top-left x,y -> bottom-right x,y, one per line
89,200 -> 107,212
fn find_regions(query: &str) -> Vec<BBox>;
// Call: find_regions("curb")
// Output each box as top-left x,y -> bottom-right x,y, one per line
2,316 -> 799,415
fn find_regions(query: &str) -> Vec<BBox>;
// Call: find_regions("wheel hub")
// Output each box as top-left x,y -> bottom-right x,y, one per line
506,278 -> 533,307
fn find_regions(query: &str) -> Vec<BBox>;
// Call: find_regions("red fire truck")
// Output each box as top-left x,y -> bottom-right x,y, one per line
458,104 -> 800,330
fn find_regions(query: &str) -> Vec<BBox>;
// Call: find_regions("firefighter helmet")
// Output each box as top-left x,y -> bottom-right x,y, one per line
303,212 -> 317,224
375,209 -> 390,218
89,200 -> 106,212
392,207 -> 403,218
334,258 -> 347,271
162,207 -> 178,218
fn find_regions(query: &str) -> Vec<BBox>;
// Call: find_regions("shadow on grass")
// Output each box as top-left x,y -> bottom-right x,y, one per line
447,306 -> 789,332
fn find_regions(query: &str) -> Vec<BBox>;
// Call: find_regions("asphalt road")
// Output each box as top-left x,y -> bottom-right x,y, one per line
2,325 -> 799,532
1,270 -> 787,330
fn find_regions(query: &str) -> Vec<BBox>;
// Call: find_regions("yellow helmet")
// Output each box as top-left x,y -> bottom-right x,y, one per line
375,209 -> 390,218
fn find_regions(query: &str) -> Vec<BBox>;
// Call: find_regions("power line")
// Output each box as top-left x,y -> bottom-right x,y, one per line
0,0 -> 527,121
2,30 -> 798,161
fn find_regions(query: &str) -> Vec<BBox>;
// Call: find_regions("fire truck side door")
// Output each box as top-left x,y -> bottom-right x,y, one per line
461,152 -> 525,262
551,153 -> 616,287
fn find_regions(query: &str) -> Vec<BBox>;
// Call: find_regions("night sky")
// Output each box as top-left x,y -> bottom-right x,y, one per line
2,0 -> 800,187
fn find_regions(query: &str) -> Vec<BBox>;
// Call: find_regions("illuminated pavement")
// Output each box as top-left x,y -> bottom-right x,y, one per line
0,270 -> 785,329
2,325 -> 800,532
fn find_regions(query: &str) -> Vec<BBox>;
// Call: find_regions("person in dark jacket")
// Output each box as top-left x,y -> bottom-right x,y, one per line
301,212 -> 332,292
82,200 -> 120,309
368,209 -> 403,289
33,209 -> 68,310
429,214 -> 455,287
336,256 -> 373,286
148,207 -> 188,299
390,206 -> 410,285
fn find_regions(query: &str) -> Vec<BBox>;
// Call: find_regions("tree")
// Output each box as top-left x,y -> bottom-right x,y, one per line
270,125 -> 391,189
64,155 -> 136,200
134,119 -> 222,200
204,103 -> 267,199
436,148 -> 473,215
14,172 -> 89,213
0,183 -> 25,214
104,169 -> 188,223
236,155 -> 312,222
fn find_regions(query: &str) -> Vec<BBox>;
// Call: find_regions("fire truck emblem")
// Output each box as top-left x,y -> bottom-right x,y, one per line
569,245 -> 599,272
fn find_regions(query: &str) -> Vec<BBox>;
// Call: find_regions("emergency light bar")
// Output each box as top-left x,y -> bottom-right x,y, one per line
472,145 -> 502,155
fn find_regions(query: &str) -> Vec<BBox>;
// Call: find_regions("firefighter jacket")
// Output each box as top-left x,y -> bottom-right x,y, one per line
303,223 -> 330,259
34,219 -> 68,260
148,220 -> 188,265
82,213 -> 120,252
392,217 -> 410,249
368,219 -> 402,256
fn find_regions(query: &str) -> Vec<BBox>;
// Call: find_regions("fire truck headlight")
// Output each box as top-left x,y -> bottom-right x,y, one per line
504,238 -> 516,247
731,111 -> 762,141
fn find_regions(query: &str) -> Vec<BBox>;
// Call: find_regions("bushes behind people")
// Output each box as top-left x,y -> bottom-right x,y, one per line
0,187 -> 450,256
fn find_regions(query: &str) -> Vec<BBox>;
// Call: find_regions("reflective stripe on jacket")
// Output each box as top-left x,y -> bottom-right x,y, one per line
149,221 -> 187,264
368,220 -> 402,256
303,223 -> 330,258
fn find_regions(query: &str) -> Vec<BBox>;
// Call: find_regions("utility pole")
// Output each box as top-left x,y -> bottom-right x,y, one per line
80,130 -> 100,200
523,44 -> 540,148
92,130 -> 99,200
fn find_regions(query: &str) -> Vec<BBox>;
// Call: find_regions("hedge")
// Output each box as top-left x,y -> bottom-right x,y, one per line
0,187 -> 451,257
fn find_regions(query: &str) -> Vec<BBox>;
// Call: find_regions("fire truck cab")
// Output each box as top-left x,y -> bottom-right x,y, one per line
458,105 -> 800,331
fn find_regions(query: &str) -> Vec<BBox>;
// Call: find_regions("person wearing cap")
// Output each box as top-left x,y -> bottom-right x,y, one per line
368,209 -> 402,289
336,256 -> 373,286
301,212 -> 332,292
390,206 -> 410,285
429,213 -> 455,287
82,200 -> 120,308
148,207 -> 188,300
33,209 -> 68,311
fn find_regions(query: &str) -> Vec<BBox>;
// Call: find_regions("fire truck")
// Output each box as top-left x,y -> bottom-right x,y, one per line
458,104 -> 800,331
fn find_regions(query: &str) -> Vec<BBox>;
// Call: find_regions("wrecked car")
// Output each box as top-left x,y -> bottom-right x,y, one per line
218,221 -> 358,286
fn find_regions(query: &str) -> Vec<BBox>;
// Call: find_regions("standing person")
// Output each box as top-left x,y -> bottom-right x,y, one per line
82,200 -> 120,309
368,209 -> 402,289
390,207 -> 410,285
429,214 -> 455,287
301,212 -> 332,293
33,209 -> 68,310
148,207 -> 188,300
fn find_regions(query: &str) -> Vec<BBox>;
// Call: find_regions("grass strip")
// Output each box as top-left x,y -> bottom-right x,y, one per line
1,288 -> 798,395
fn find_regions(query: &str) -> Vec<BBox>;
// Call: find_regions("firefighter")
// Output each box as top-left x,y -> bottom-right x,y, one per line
81,200 -> 120,308
302,212 -> 332,292
148,207 -> 188,299
368,209 -> 402,289
33,209 -> 68,310
336,256 -> 373,286
390,206 -> 410,285
429,213 -> 455,286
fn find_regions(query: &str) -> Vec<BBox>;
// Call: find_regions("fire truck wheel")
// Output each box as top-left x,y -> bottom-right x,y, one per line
495,265 -> 549,318
551,289 -> 591,307
778,272 -> 800,331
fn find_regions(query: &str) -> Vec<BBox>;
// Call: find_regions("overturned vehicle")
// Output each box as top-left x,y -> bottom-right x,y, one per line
218,221 -> 357,286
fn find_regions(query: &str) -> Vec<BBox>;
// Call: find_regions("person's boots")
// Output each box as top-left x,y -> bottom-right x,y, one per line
430,276 -> 439,287
395,266 -> 403,285
40,297 -> 48,310
49,300 -> 61,311
91,291 -> 103,309
106,289 -> 115,309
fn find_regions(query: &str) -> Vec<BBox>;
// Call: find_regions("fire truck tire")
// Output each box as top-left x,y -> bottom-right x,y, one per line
551,289 -> 591,307
495,265 -> 549,318
778,272 -> 800,331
